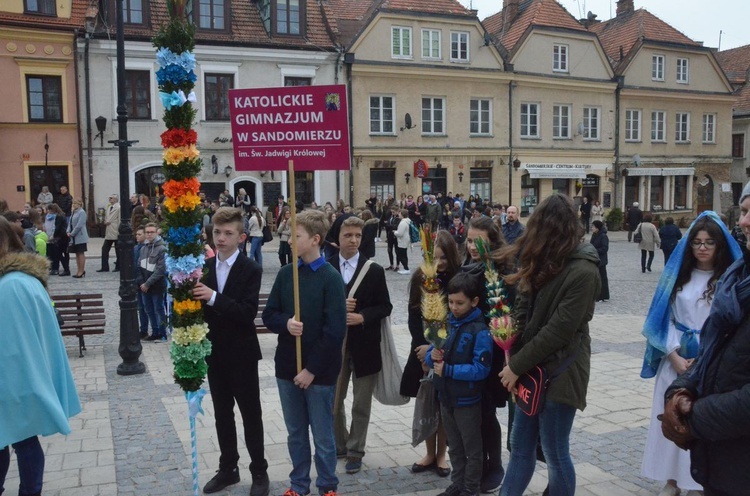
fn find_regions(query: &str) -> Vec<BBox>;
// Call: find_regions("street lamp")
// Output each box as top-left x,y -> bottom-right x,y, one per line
404,172 -> 411,184
112,0 -> 144,376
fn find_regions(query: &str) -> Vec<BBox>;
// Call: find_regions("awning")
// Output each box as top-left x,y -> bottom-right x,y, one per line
660,167 -> 695,176
624,167 -> 661,176
524,164 -> 588,179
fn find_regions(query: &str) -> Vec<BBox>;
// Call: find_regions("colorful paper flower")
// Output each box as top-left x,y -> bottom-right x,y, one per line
172,323 -> 210,346
161,128 -> 197,148
166,253 -> 206,275
164,192 -> 202,213
164,224 -> 202,246
170,267 -> 203,285
173,299 -> 202,315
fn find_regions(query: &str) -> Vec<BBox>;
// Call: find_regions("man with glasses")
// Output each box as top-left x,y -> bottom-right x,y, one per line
136,223 -> 168,342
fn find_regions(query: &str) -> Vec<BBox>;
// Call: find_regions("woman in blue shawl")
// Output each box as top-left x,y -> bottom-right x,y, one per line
0,217 -> 81,496
640,211 -> 741,496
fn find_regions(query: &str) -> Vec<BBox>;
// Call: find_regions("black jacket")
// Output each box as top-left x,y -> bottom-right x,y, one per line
590,229 -> 609,266
667,263 -> 750,494
627,207 -> 643,230
330,256 -> 393,377
203,254 -> 263,363
659,224 -> 682,253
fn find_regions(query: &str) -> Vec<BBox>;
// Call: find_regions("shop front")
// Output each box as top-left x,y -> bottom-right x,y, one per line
620,167 -> 694,214
519,163 -> 610,216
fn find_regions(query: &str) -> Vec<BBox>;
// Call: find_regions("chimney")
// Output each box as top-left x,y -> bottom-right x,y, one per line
503,0 -> 519,31
616,0 -> 634,16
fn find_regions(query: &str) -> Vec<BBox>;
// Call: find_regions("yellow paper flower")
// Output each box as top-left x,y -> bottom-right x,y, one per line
173,299 -> 202,315
163,145 -> 200,165
164,192 -> 202,213
172,323 -> 209,346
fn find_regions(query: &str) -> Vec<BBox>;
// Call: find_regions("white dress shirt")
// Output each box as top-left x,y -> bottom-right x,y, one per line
338,252 -> 360,285
208,249 -> 240,306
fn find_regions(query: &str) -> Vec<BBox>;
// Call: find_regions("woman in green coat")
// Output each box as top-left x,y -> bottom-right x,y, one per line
497,193 -> 601,496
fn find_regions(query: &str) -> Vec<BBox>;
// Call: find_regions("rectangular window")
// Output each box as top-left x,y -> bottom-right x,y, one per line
733,134 -> 745,158
675,112 -> 690,142
702,114 -> 716,143
470,169 -> 492,200
651,111 -> 666,142
625,109 -> 641,141
25,0 -> 55,15
193,0 -> 224,29
370,169 -> 395,201
422,29 -> 441,59
26,75 -> 62,122
123,0 -> 144,24
450,32 -> 469,62
205,73 -> 233,121
284,77 -> 311,86
277,0 -> 300,35
421,97 -> 445,135
469,99 -> 491,135
674,176 -> 688,210
552,104 -> 571,138
553,44 -> 568,72
650,176 -> 664,211
583,106 -> 599,140
124,70 -> 151,120
392,27 -> 412,58
676,58 -> 689,83
652,54 -> 665,80
370,96 -> 394,135
520,103 -> 539,138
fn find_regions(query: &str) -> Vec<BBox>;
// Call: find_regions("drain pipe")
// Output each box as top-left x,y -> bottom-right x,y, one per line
74,30 -> 92,225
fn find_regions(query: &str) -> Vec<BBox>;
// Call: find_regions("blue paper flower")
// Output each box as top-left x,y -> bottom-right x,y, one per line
156,47 -> 179,69
179,51 -> 196,72
166,253 -> 206,274
165,225 -> 202,246
157,65 -> 198,86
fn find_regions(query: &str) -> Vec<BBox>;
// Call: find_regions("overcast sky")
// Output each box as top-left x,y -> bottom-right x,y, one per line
461,0 -> 750,51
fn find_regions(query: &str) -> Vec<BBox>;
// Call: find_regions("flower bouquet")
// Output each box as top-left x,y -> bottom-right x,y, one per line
420,226 -> 448,352
474,238 -> 516,364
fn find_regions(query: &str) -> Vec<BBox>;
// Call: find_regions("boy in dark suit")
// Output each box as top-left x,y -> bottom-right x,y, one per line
330,216 -> 393,474
192,207 -> 269,496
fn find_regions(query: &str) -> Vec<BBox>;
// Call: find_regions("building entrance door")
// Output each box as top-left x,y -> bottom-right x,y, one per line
29,165 -> 69,205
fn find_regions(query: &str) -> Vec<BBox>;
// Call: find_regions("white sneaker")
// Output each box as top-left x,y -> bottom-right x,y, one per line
398,269 -> 411,275
375,237 -> 381,242
658,484 -> 680,496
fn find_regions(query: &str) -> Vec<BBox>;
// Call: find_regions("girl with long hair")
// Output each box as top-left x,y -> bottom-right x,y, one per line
464,216 -> 512,492
401,231 -> 462,478
640,212 -> 741,496
498,194 -> 601,496
247,206 -> 265,265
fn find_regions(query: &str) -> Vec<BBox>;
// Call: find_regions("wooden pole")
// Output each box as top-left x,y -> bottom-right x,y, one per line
288,160 -> 302,373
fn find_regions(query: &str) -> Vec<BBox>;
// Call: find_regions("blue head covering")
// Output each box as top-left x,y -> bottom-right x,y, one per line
640,210 -> 743,378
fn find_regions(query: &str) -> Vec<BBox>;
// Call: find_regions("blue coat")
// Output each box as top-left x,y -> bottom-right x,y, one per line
0,252 -> 81,447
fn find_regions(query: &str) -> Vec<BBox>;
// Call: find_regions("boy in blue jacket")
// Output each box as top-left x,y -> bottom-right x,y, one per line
426,272 -> 493,496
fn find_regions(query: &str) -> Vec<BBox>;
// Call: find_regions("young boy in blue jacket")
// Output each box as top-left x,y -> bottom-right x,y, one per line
426,272 -> 493,496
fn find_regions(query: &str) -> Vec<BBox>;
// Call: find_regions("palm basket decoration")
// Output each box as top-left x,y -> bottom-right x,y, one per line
420,226 -> 448,352
153,2 -> 209,493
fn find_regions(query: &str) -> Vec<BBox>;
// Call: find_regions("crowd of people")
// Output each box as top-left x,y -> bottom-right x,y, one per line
2,182 -> 750,496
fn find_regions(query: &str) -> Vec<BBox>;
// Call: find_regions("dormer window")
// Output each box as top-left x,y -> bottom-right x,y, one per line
450,32 -> 469,62
676,58 -> 689,84
553,44 -> 568,72
652,54 -> 665,81
258,0 -> 306,36
187,0 -> 228,30
392,27 -> 412,59
123,0 -> 147,25
25,0 -> 55,15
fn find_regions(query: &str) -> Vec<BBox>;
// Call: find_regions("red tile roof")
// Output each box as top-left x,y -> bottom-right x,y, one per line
483,0 -> 587,53
323,0 -> 475,47
589,8 -> 699,65
0,0 -> 87,31
734,83 -> 750,115
717,44 -> 750,86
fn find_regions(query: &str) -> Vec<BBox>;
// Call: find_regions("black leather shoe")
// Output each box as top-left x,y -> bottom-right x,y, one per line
203,467 -> 240,494
250,471 -> 270,496
59,270 -> 71,277
96,268 -> 109,272
411,461 -> 436,473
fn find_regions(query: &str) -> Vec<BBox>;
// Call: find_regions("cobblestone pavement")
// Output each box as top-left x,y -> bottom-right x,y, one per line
5,229 -> 671,495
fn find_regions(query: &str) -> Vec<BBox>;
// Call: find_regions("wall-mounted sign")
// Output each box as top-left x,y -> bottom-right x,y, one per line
151,172 -> 166,185
229,84 -> 351,171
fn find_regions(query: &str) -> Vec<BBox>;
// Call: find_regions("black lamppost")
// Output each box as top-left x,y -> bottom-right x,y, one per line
112,0 -> 144,375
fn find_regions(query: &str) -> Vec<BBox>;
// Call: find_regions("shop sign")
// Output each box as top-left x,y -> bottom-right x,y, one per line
524,163 -> 591,179
581,176 -> 599,187
414,159 -> 429,178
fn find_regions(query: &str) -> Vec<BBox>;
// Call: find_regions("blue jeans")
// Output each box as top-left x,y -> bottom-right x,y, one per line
250,236 -> 263,265
277,379 -> 338,495
1,436 -> 44,496
501,401 -> 577,496
142,291 -> 166,338
136,292 -> 149,335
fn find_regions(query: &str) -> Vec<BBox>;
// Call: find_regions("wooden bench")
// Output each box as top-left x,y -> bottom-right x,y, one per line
52,293 -> 106,357
256,292 -> 270,333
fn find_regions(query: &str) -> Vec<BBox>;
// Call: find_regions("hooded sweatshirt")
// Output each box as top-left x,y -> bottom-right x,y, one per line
136,236 -> 167,293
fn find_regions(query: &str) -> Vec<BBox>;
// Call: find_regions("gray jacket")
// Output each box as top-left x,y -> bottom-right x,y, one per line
68,208 -> 89,245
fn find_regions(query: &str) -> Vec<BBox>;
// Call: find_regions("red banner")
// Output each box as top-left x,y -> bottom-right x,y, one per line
228,84 -> 351,171
414,159 -> 429,178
